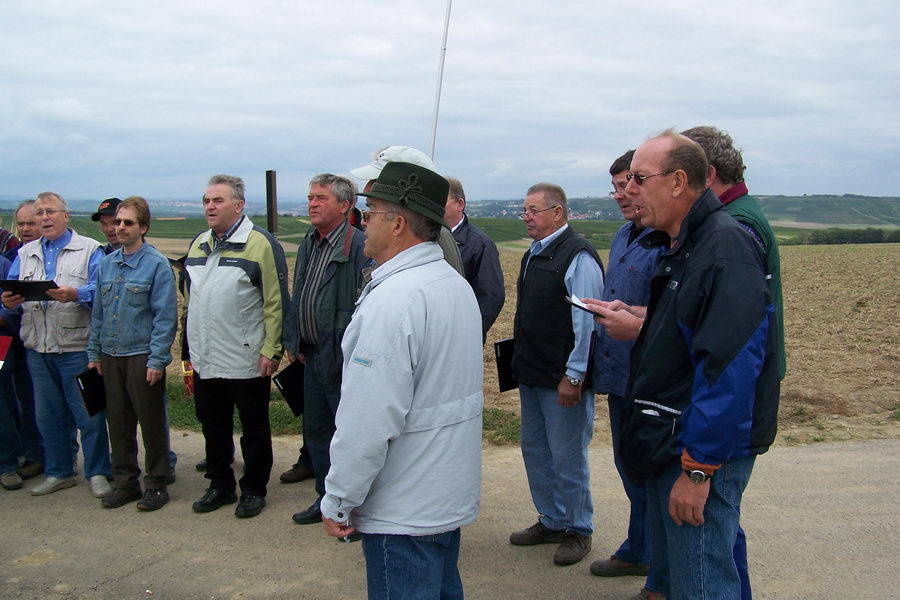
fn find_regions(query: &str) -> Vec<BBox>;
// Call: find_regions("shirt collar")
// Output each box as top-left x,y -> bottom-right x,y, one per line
530,223 -> 568,255
42,228 -> 73,251
314,218 -> 348,248
450,213 -> 466,234
214,215 -> 245,246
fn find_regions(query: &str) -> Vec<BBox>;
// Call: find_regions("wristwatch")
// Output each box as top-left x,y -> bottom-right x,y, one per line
567,376 -> 583,387
684,469 -> 711,484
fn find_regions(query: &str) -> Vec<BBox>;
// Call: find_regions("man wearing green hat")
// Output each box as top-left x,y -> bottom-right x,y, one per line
321,161 -> 484,600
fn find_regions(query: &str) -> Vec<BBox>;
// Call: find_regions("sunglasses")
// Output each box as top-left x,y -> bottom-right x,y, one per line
114,218 -> 138,226
626,170 -> 674,185
361,209 -> 396,223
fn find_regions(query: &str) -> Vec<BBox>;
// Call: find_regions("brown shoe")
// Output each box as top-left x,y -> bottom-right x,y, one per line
279,463 -> 314,484
590,554 -> 650,577
553,532 -> 592,566
509,521 -> 567,546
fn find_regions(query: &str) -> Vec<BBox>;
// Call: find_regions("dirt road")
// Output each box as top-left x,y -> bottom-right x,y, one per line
1,435 -> 897,599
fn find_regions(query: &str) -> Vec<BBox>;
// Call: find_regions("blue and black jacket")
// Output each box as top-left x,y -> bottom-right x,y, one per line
620,189 -> 780,478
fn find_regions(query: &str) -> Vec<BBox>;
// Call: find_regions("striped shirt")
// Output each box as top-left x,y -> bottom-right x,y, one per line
298,219 -> 348,346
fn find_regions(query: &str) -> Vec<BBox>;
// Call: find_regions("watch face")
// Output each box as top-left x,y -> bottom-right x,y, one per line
688,470 -> 708,484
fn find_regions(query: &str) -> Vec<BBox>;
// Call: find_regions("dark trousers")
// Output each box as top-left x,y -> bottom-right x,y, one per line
194,374 -> 272,497
101,354 -> 170,491
302,349 -> 341,499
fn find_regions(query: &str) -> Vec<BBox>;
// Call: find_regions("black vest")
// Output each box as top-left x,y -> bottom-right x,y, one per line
513,226 -> 602,388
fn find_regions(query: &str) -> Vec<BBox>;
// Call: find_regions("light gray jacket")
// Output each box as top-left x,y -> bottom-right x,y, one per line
321,242 -> 483,535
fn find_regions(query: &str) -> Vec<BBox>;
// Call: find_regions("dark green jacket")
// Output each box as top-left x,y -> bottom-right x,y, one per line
285,222 -> 368,387
725,192 -> 786,379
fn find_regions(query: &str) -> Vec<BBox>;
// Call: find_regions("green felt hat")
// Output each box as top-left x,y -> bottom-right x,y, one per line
359,161 -> 449,228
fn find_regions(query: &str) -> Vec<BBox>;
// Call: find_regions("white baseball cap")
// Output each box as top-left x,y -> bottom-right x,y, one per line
350,146 -> 437,181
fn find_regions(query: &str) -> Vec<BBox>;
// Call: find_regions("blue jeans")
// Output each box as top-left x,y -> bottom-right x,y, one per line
0,336 -> 44,471
608,394 -> 650,565
519,384 -> 595,537
645,455 -> 755,600
26,350 -> 111,479
362,529 -> 463,600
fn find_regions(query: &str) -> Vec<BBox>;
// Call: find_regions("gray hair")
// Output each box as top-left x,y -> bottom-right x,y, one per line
387,205 -> 441,243
309,173 -> 357,206
35,192 -> 68,211
681,126 -> 745,185
207,174 -> 245,204
526,182 -> 568,212
447,177 -> 465,201
15,199 -> 36,214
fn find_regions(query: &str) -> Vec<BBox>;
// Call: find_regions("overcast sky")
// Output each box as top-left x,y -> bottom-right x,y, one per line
1,1 -> 898,203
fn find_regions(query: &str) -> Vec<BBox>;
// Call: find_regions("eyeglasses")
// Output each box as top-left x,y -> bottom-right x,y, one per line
626,171 -> 674,185
517,205 -> 558,219
114,218 -> 137,226
34,209 -> 64,217
361,209 -> 396,223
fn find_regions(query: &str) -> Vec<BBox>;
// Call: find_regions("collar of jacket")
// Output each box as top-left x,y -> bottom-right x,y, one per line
644,188 -> 722,256
358,242 -> 443,302
198,215 -> 253,255
109,242 -> 151,268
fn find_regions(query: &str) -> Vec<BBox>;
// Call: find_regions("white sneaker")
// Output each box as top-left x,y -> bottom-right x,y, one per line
30,476 -> 77,496
90,475 -> 112,498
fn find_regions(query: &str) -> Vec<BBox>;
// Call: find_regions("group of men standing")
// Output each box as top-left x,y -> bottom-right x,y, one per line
0,127 -> 781,600
505,127 -> 782,600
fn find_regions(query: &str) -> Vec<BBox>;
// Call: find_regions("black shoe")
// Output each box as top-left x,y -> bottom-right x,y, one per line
192,487 -> 238,513
17,460 -> 44,480
235,494 -> 266,518
137,488 -> 170,511
195,459 -> 207,472
101,487 -> 142,509
292,499 -> 323,524
279,463 -> 314,484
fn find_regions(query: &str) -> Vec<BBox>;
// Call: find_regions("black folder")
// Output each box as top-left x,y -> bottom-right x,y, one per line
0,279 -> 59,301
494,337 -> 518,392
273,360 -> 305,417
77,368 -> 106,417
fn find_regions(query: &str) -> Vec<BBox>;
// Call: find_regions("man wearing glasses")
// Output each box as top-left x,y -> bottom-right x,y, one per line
587,150 -> 664,595
509,183 -> 604,567
1,192 -> 113,498
87,196 -> 177,511
587,131 -> 778,600
285,174 -> 367,527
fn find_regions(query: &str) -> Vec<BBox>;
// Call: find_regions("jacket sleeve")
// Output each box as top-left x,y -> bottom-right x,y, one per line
320,298 -> 416,523
146,257 -> 178,371
86,261 -> 104,362
473,239 -> 505,340
677,257 -> 771,465
258,233 -> 290,361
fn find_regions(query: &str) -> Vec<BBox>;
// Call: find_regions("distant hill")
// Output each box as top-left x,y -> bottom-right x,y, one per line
0,193 -> 898,226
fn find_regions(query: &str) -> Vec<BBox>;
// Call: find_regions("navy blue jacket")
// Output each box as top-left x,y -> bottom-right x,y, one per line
591,222 -> 662,397
620,189 -> 779,476
451,215 -> 504,342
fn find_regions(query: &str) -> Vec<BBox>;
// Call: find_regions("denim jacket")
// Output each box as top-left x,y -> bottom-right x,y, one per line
87,243 -> 177,371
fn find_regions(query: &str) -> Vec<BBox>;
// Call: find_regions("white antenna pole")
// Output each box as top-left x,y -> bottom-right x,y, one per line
429,0 -> 453,160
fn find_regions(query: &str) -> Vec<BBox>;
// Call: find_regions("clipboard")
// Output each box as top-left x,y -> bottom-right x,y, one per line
0,280 -> 60,301
494,337 -> 518,392
273,360 -> 304,417
77,368 -> 107,417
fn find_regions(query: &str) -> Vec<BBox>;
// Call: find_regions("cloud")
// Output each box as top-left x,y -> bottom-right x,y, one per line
0,0 -> 898,200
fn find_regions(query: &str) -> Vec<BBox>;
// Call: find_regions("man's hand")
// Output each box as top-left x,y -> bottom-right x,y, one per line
258,355 -> 278,378
582,299 -> 645,341
669,471 -> 710,526
45,286 -> 78,303
1,291 -> 24,309
286,351 -> 306,364
146,368 -> 163,386
87,361 -> 103,375
557,376 -> 582,407
323,517 -> 356,538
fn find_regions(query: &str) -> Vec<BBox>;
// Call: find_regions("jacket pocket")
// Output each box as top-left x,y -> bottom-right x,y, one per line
620,399 -> 682,480
125,282 -> 151,307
